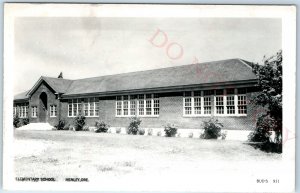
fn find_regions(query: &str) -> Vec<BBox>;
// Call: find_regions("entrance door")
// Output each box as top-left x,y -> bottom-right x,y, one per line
39,92 -> 47,122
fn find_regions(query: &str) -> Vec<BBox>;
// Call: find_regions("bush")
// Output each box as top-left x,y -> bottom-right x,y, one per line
73,115 -> 86,131
188,132 -> 193,138
55,119 -> 66,130
63,124 -> 70,130
176,132 -> 181,137
201,118 -> 223,139
95,121 -> 110,133
138,128 -> 145,135
13,115 -> 21,128
221,131 -> 227,140
248,115 -> 274,143
69,125 -> 75,131
116,128 -> 121,134
164,123 -> 177,137
22,118 -> 30,125
157,131 -> 162,136
147,128 -> 153,136
82,125 -> 90,131
127,117 -> 142,135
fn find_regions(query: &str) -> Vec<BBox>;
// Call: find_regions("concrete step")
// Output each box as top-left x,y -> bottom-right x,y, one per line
17,123 -> 54,131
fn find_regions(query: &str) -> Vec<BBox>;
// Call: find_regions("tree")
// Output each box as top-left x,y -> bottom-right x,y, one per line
252,50 -> 282,144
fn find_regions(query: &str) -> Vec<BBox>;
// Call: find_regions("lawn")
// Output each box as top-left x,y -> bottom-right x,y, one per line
14,130 -> 281,191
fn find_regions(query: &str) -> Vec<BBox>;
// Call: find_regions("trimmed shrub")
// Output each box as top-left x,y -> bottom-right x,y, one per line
73,115 -> 86,131
188,132 -> 193,138
55,119 -> 66,130
82,125 -> 90,131
147,128 -> 153,136
13,115 -> 21,128
22,118 -> 30,126
138,128 -> 145,135
63,124 -> 70,130
157,131 -> 162,136
164,123 -> 177,137
221,131 -> 227,140
95,121 -> 110,133
116,128 -> 121,134
201,118 -> 223,139
127,117 -> 141,135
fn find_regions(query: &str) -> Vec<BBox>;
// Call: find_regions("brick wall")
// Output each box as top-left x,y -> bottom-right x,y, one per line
59,90 -> 263,131
29,81 -> 59,126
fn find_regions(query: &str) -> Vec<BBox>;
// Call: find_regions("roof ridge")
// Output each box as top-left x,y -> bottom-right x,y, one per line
72,58 -> 240,82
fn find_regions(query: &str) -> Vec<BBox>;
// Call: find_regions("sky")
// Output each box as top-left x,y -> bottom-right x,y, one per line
14,17 -> 281,94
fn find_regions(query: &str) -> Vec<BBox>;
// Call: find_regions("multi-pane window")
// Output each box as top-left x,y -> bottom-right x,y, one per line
83,98 -> 99,117
130,95 -> 136,116
50,105 -> 57,117
184,92 -> 192,115
183,88 -> 248,116
153,94 -> 159,115
116,96 -> 122,116
68,99 -> 81,117
116,94 -> 159,117
238,88 -> 247,114
13,106 -> 17,117
215,96 -> 224,114
17,105 -> 28,118
226,96 -> 235,114
31,106 -> 37,117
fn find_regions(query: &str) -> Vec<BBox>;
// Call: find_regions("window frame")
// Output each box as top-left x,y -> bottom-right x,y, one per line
31,106 -> 38,118
116,94 -> 159,117
49,105 -> 57,117
183,88 -> 247,117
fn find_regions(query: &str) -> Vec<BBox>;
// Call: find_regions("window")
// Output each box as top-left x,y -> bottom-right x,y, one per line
238,88 -> 247,114
13,106 -> 17,117
183,88 -> 247,116
116,94 -> 159,117
83,97 -> 99,117
31,106 -> 37,117
50,105 -> 57,117
17,104 -> 28,118
68,99 -> 81,117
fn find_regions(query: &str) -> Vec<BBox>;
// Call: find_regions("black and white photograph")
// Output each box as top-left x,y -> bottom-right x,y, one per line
3,4 -> 296,192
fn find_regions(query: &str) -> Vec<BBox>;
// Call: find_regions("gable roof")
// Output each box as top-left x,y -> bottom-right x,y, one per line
26,76 -> 73,96
63,58 -> 257,96
14,58 -> 257,100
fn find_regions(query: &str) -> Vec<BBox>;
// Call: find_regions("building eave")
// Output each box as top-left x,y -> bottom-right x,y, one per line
61,79 -> 258,99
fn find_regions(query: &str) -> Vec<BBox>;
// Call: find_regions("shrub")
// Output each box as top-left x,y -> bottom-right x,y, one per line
127,117 -> 142,135
164,123 -> 177,137
95,121 -> 110,133
63,124 -> 70,130
157,131 -> 162,136
22,118 -> 30,125
55,119 -> 66,130
201,118 -> 223,139
147,128 -> 153,136
116,128 -> 121,134
107,128 -> 112,133
82,125 -> 90,131
176,132 -> 181,137
13,115 -> 21,128
69,125 -> 75,131
73,115 -> 86,131
188,132 -> 193,138
248,115 -> 274,143
138,128 -> 145,135
221,131 -> 227,140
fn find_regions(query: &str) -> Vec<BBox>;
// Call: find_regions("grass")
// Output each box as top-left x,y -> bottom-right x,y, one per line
14,130 -> 281,191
